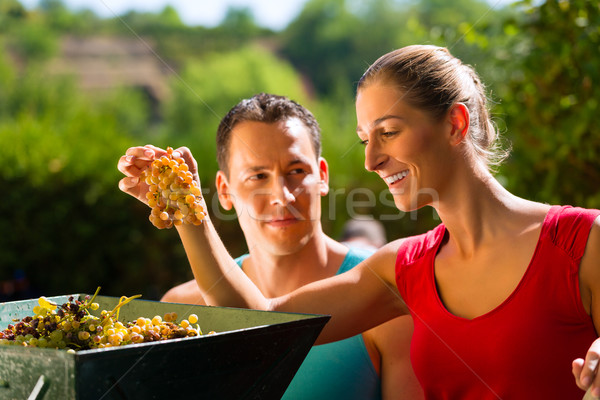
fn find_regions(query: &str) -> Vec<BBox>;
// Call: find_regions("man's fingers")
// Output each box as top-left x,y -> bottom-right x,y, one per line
574,358 -> 585,388
586,352 -> 600,397
577,342 -> 600,397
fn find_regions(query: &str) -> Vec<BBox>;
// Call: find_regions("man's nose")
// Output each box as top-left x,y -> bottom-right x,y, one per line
270,176 -> 295,206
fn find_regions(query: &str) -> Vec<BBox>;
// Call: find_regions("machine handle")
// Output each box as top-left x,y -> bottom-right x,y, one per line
27,375 -> 48,400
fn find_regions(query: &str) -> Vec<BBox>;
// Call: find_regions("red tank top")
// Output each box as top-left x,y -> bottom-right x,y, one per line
395,205 -> 599,399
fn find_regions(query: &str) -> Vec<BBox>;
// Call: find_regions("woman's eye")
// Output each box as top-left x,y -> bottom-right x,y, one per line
359,139 -> 368,146
381,131 -> 398,138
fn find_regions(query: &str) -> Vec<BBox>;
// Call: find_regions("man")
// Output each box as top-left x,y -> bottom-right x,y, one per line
121,93 -> 422,399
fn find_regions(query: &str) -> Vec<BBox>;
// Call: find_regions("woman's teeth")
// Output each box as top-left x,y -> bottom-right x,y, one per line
385,170 -> 409,184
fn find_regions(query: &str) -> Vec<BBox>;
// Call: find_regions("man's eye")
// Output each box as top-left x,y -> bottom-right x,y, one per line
249,173 -> 267,180
359,139 -> 368,146
290,168 -> 306,175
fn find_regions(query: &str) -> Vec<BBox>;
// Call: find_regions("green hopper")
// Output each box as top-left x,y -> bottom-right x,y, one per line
0,294 -> 330,399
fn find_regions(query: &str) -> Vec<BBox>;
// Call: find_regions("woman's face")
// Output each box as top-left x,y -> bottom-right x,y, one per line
356,83 -> 455,212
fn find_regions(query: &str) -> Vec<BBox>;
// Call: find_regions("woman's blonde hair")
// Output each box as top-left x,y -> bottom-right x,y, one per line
358,45 -> 508,169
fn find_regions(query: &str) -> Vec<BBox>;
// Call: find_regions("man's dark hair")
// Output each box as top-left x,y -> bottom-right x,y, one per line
216,93 -> 321,176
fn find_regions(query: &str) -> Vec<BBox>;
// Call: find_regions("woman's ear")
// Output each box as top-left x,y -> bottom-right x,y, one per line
448,103 -> 470,146
215,170 -> 233,210
318,157 -> 329,196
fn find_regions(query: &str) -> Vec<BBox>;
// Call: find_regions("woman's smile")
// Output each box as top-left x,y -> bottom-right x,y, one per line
384,170 -> 410,186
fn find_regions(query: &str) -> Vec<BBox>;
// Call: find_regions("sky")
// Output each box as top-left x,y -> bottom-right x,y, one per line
20,0 -> 310,31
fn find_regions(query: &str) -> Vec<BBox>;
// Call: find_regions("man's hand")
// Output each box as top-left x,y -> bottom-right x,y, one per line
573,338 -> 600,398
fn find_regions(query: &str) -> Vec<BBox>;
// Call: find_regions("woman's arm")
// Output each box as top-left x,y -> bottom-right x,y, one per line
119,145 -> 408,344
179,218 -> 408,343
174,220 -> 269,309
118,145 -> 266,309
573,216 -> 600,396
260,241 -> 409,344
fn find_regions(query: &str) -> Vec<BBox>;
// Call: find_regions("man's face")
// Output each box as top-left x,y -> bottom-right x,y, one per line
216,119 -> 328,256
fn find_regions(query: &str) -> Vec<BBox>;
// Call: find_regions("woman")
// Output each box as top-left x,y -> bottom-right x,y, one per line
119,45 -> 600,399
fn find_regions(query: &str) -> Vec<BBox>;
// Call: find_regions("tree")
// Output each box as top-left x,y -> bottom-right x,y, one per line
281,0 -> 383,97
0,0 -> 26,32
499,0 -> 600,208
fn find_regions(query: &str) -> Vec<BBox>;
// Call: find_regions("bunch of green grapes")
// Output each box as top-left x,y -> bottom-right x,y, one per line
141,146 -> 206,229
0,289 -> 213,351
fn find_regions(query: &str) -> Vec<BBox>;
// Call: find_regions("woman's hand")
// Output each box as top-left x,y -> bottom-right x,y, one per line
117,144 -> 200,205
573,338 -> 600,397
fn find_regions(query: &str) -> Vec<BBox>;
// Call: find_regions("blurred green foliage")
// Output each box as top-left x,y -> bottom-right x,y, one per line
0,0 -> 598,300
497,0 -> 600,208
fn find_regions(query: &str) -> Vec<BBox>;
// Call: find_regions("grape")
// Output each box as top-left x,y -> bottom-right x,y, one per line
108,334 -> 122,346
140,147 -> 207,229
131,325 -> 142,334
50,330 -> 63,342
0,287 -> 215,351
78,331 -> 90,341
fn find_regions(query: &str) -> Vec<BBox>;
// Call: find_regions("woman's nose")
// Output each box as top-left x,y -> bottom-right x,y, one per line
364,141 -> 385,172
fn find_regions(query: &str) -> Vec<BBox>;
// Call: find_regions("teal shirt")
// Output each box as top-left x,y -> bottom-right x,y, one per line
236,247 -> 381,400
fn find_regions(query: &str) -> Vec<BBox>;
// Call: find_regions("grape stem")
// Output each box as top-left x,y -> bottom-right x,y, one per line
86,286 -> 102,309
101,294 -> 142,327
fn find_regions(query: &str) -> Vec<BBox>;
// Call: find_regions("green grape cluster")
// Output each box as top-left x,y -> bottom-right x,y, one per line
141,146 -> 206,229
0,289 -> 213,351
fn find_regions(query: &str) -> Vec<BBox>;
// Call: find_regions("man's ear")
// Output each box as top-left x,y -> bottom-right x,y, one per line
448,103 -> 470,146
318,157 -> 329,196
215,170 -> 233,210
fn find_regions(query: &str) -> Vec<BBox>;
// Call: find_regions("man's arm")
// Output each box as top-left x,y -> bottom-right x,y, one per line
161,279 -> 207,305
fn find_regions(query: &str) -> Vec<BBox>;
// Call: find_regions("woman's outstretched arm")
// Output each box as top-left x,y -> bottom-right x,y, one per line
180,217 -> 408,344
119,145 -> 408,344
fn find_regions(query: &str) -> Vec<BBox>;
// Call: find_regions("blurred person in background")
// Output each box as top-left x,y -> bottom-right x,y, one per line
340,218 -> 387,252
119,93 -> 423,399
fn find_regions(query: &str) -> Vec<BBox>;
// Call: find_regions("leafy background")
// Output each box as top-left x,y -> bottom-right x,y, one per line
1,0 -> 598,300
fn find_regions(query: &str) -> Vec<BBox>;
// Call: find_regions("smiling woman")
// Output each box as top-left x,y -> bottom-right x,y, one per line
118,46 -> 600,400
